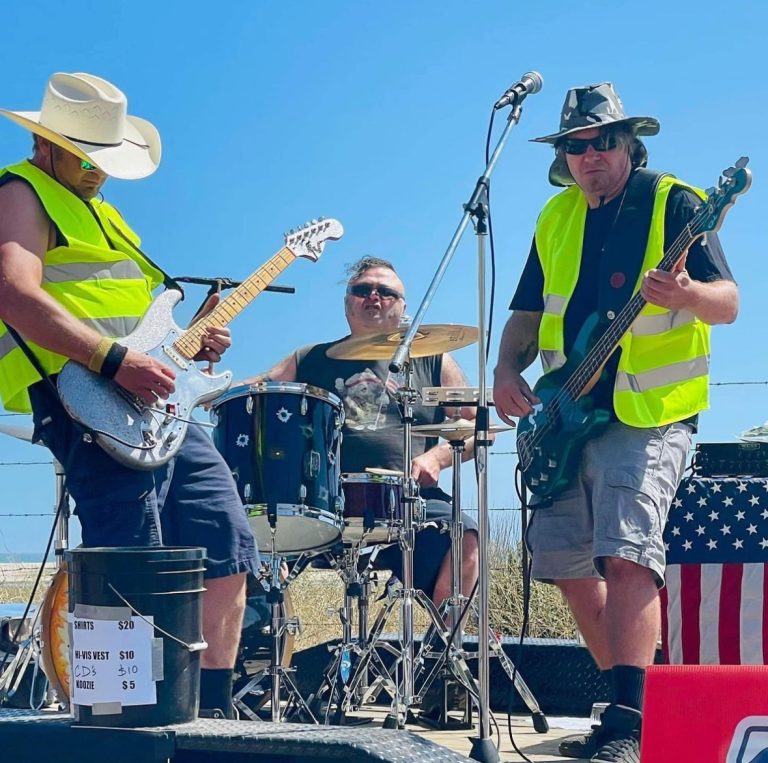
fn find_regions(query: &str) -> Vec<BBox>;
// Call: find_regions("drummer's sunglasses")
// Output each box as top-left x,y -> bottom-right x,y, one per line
347,284 -> 403,301
80,159 -> 97,171
559,131 -> 620,155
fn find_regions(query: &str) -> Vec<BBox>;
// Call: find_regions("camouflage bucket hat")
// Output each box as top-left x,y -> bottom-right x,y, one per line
532,82 -> 660,187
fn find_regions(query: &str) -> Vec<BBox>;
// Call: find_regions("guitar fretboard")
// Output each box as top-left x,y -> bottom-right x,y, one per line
174,248 -> 296,359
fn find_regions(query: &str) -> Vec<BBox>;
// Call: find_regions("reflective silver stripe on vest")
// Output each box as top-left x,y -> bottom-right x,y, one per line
631,310 -> 695,336
541,349 -> 567,372
0,330 -> 19,360
0,315 -> 138,362
616,355 -> 709,393
81,316 -> 138,339
543,294 -> 567,316
43,259 -> 144,284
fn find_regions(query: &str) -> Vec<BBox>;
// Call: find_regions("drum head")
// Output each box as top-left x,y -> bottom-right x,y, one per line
248,507 -> 342,556
39,565 -> 70,705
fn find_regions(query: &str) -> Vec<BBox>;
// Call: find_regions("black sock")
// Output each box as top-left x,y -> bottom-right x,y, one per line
200,668 -> 235,718
601,668 -> 612,693
611,665 -> 645,712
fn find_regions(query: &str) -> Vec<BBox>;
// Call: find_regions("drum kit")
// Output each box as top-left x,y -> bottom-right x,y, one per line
209,323 -> 546,731
0,322 -> 547,734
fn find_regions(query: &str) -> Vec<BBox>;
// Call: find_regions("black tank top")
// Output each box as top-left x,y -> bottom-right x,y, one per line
295,339 -> 443,473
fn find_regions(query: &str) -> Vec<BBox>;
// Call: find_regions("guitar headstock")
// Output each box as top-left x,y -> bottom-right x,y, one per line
284,218 -> 344,261
697,157 -> 752,234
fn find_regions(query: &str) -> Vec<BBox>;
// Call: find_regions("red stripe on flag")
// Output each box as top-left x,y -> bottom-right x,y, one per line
719,563 -> 743,664
659,586 -> 670,663
680,564 -> 701,663
764,565 -> 768,665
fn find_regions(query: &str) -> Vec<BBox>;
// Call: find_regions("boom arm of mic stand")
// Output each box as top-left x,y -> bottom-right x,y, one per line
388,105 -> 523,374
174,275 -> 296,295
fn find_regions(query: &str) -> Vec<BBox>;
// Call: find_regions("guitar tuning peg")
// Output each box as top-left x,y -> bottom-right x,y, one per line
723,167 -> 736,178
705,187 -> 716,196
737,156 -> 749,168
318,216 -> 326,221
311,218 -> 318,225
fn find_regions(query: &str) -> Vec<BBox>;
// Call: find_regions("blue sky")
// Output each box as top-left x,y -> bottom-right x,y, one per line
0,0 -> 766,555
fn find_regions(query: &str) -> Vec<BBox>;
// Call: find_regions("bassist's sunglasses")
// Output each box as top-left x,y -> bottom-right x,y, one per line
559,132 -> 620,155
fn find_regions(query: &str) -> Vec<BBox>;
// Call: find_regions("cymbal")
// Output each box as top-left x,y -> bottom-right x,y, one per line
0,421 -> 34,443
411,417 -> 515,441
326,324 -> 478,360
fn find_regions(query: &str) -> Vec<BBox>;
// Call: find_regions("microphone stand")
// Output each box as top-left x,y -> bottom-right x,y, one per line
389,101 -> 525,763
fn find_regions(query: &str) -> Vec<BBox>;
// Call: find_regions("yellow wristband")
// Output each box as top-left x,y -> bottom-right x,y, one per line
87,337 -> 113,374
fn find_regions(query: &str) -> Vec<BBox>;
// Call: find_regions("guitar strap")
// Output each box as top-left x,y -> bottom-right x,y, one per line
597,168 -> 670,321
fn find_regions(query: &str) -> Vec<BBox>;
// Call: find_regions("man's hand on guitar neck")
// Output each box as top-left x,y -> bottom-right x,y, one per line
493,368 -> 540,426
115,350 -> 176,405
188,293 -> 232,365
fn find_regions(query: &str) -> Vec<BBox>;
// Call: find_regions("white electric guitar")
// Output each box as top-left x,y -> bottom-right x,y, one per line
57,218 -> 344,470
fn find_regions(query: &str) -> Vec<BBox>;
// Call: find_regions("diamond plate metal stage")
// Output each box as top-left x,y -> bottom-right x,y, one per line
0,708 -> 469,763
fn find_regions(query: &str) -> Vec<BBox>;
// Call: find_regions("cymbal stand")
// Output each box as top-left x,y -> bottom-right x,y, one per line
389,88 -> 537,761
310,545 -> 397,723
233,546 -> 316,723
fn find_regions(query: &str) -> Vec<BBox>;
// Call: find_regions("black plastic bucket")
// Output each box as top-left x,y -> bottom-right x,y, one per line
66,546 -> 207,727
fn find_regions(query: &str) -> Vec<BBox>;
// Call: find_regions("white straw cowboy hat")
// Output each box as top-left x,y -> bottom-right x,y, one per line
0,72 -> 161,180
532,82 -> 660,187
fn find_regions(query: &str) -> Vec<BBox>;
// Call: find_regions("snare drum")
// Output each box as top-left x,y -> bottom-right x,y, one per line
341,472 -> 404,545
212,382 -> 344,556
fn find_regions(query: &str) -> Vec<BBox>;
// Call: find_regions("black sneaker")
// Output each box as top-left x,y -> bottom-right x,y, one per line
558,724 -> 609,759
590,735 -> 640,763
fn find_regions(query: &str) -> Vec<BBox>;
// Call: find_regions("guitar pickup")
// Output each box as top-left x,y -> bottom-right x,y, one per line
163,345 -> 189,370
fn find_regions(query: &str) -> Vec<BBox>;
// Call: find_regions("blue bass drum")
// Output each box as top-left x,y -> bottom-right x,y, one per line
212,382 -> 344,556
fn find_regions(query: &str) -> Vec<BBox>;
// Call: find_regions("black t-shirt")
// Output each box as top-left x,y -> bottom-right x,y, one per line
509,185 -> 735,417
295,340 -> 443,473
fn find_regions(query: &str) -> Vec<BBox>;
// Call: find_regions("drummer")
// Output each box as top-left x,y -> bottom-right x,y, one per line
242,256 -> 479,605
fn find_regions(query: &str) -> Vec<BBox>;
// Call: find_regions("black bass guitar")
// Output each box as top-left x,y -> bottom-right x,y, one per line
517,159 -> 751,498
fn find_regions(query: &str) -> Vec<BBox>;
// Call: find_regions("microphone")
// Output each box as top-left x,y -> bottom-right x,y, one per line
494,71 -> 543,109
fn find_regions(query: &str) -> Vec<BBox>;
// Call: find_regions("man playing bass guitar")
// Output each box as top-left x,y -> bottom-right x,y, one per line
493,83 -> 739,763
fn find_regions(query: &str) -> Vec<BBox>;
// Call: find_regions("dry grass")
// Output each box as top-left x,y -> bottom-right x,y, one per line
1,526 -> 578,650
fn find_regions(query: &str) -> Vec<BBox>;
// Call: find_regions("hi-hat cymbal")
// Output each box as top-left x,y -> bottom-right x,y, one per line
364,467 -> 404,477
411,417 -> 515,441
0,421 -> 34,443
326,324 -> 478,360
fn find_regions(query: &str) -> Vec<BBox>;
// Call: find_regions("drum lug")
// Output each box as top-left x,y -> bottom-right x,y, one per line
244,483 -> 252,501
299,484 -> 307,502
246,396 -> 253,415
301,396 -> 308,416
327,449 -> 336,465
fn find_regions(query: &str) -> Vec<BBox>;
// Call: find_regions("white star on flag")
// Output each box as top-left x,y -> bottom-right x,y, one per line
761,538 -> 768,550
683,540 -> 693,551
720,525 -> 732,535
733,539 -> 744,550
673,497 -> 683,509
684,512 -> 694,522
672,526 -> 681,536
686,482 -> 697,494
697,497 -> 708,507
749,495 -> 761,506
747,524 -> 758,534
696,525 -> 706,536
736,510 -> 746,520
709,510 -> 719,521
711,483 -> 722,493
707,539 -> 718,550
723,496 -> 734,507
737,482 -> 748,493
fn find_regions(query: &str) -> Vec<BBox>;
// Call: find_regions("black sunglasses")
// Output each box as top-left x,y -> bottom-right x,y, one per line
347,283 -> 403,301
559,132 -> 620,155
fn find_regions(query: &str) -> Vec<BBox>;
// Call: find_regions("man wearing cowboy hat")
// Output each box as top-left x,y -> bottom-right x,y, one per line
0,72 -> 259,718
494,83 -> 738,762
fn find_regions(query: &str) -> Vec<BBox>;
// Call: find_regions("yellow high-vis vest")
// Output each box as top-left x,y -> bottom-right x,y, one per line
534,174 -> 711,427
0,161 -> 165,412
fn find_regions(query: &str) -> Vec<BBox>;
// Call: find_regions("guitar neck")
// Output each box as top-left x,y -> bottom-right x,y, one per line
174,247 -> 297,359
567,218 -> 702,395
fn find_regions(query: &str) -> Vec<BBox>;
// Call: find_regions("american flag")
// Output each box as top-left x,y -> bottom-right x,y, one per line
660,475 -> 768,665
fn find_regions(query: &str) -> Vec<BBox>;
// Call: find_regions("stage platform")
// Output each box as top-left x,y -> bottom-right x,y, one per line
0,706 -> 586,762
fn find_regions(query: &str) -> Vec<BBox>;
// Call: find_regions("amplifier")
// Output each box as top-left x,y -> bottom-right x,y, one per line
692,441 -> 768,477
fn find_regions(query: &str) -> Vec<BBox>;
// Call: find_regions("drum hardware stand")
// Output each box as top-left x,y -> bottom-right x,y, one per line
388,76 -> 542,762
233,546 -> 316,723
415,432 -> 547,733
310,546 -> 397,724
